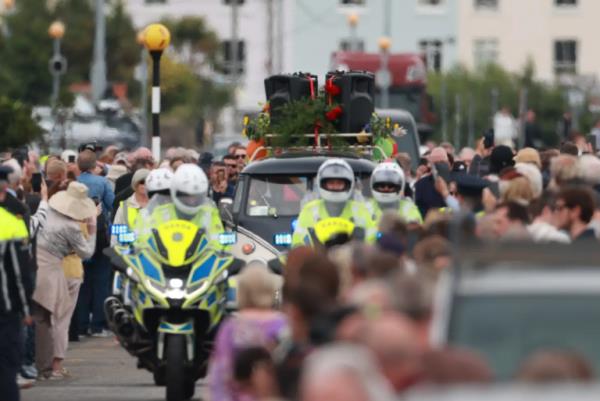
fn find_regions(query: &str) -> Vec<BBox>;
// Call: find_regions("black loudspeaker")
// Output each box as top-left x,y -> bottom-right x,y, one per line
325,71 -> 375,133
264,73 -> 318,124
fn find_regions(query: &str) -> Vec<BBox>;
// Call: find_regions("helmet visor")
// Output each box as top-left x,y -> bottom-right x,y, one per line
321,178 -> 351,192
373,182 -> 402,193
175,191 -> 204,208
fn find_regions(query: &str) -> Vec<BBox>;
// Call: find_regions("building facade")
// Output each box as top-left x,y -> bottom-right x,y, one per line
125,0 -> 291,112
457,0 -> 599,82
289,0 -> 459,80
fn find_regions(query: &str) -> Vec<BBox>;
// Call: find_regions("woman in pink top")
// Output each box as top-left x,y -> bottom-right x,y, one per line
208,264 -> 287,401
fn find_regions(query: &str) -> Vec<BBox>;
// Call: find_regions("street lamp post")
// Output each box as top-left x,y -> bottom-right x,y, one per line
2,0 -> 15,37
48,20 -> 67,150
347,13 -> 359,51
377,36 -> 391,109
136,31 -> 149,146
142,23 -> 170,163
91,0 -> 107,102
48,21 -> 66,107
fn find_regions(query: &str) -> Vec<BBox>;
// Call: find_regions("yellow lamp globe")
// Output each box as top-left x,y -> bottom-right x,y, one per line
48,21 -> 66,40
143,23 -> 171,52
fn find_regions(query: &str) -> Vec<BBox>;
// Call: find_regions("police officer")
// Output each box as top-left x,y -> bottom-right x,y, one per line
292,159 -> 376,248
111,169 -> 150,245
137,164 -> 226,250
368,162 -> 423,225
0,166 -> 32,401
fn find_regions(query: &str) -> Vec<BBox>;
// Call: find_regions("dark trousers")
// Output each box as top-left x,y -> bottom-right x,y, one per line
0,313 -> 23,401
21,324 -> 35,366
77,256 -> 111,334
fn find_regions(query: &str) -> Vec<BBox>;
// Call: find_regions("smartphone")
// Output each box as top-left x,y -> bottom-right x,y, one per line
68,155 -> 76,163
430,162 -> 438,181
31,172 -> 42,193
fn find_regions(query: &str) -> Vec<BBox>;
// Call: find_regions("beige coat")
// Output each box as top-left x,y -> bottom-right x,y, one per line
34,208 -> 96,317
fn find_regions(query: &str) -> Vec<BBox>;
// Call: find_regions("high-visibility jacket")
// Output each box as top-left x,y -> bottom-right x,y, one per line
292,199 -> 377,248
0,206 -> 31,316
120,200 -> 141,230
366,198 -> 423,225
0,207 -> 28,241
135,202 -> 227,251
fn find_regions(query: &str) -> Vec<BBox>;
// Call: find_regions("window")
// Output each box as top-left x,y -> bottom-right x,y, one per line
339,39 -> 365,52
473,38 -> 499,68
474,0 -> 498,10
246,176 -> 308,217
219,40 -> 246,75
144,0 -> 166,4
419,40 -> 443,72
555,0 -> 577,6
223,0 -> 244,4
418,0 -> 444,5
554,40 -> 577,75
340,0 -> 365,5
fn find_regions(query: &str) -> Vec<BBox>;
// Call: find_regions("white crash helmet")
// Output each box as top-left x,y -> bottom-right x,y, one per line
370,162 -> 405,205
170,164 -> 208,215
145,168 -> 173,196
316,158 -> 355,203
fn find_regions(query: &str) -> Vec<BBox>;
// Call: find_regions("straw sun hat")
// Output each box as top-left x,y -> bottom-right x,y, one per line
49,181 -> 97,221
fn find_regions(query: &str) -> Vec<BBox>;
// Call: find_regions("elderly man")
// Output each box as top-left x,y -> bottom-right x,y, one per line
300,344 -> 396,401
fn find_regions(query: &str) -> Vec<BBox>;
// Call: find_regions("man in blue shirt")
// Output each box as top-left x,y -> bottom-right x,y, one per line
77,150 -> 114,217
76,150 -> 115,337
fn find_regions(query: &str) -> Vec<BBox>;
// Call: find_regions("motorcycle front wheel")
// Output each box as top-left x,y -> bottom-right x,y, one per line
166,335 -> 189,401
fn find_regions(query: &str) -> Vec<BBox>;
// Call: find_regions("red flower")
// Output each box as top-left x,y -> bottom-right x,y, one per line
262,102 -> 270,113
325,80 -> 341,97
325,106 -> 343,121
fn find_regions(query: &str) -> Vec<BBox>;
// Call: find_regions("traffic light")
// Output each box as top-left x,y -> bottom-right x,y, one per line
264,73 -> 318,124
48,56 -> 67,75
325,71 -> 375,133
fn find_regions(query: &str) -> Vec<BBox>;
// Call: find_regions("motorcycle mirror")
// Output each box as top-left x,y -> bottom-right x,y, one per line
218,198 -> 234,225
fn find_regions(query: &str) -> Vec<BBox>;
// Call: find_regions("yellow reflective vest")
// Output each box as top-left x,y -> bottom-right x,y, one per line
0,206 -> 29,242
292,199 -> 377,248
366,198 -> 423,226
135,202 -> 227,251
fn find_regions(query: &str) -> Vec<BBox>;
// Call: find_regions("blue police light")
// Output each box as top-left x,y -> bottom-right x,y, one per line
273,233 -> 292,247
219,232 -> 237,246
291,218 -> 299,232
376,231 -> 382,240
111,224 -> 129,236
118,232 -> 136,244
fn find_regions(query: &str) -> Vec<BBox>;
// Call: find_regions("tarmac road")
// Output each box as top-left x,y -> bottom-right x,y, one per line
22,336 -> 207,401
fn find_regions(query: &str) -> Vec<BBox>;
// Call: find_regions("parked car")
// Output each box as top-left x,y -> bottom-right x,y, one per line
430,242 -> 600,380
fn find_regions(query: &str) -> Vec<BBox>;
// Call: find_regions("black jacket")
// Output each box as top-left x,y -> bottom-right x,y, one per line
0,202 -> 33,317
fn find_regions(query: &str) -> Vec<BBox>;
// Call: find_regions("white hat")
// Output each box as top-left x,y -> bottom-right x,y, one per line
61,150 -> 78,164
49,181 -> 97,220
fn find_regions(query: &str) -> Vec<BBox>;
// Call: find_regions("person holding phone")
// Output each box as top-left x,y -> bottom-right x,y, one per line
414,148 -> 452,219
210,162 -> 230,203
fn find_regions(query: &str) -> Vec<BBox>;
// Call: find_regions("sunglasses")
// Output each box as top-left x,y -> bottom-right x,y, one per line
234,154 -> 246,159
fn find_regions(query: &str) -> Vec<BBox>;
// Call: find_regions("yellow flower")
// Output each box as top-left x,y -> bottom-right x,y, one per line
243,115 -> 249,126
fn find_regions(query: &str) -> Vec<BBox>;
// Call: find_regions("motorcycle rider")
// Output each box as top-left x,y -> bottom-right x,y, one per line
367,162 -> 423,225
138,164 -> 226,250
292,158 -> 377,248
144,168 -> 174,214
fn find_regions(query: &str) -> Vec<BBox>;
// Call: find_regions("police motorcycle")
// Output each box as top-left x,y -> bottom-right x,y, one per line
104,164 -> 242,401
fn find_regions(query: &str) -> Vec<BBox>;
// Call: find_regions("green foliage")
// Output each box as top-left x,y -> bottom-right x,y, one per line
0,0 -> 140,105
159,55 -> 231,123
428,63 -> 569,148
0,97 -> 43,148
160,16 -> 219,64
